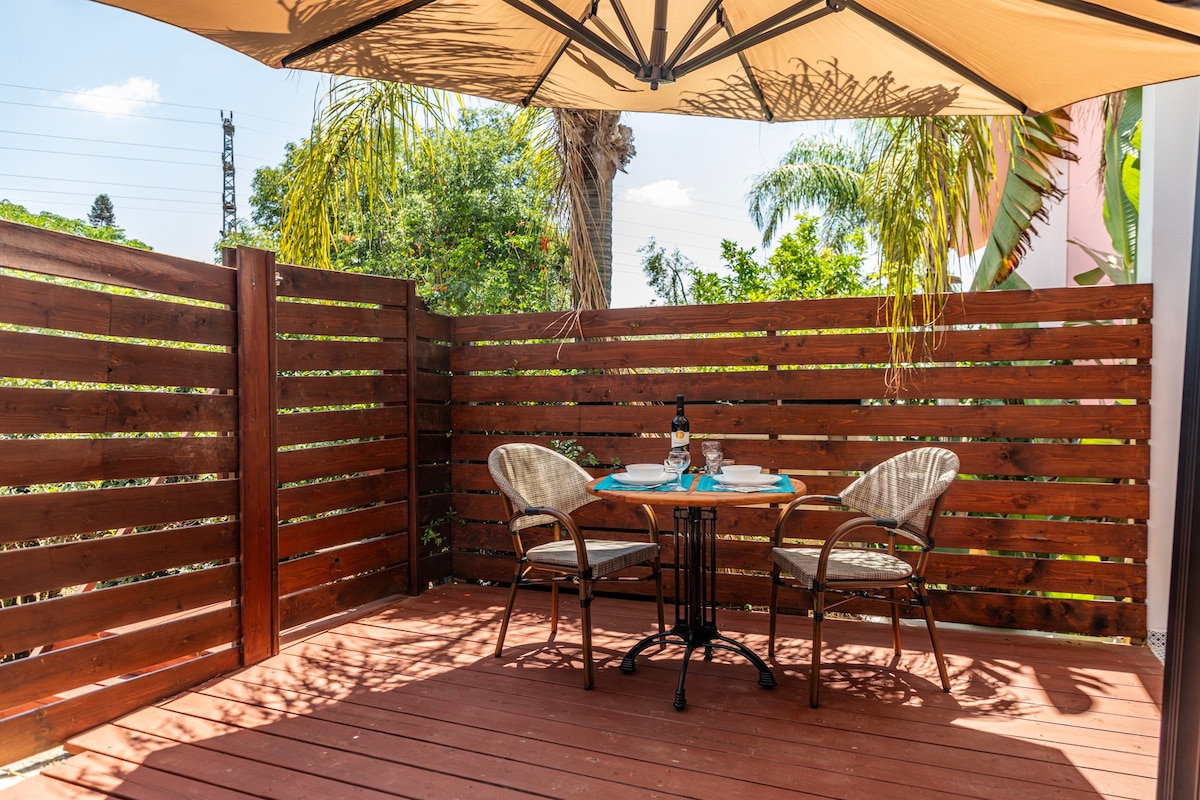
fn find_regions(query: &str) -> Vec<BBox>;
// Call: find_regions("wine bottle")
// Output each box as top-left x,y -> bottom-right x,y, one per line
670,395 -> 690,454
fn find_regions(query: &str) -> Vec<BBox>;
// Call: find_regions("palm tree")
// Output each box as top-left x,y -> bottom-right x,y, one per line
746,114 -> 1074,364
279,78 -> 634,311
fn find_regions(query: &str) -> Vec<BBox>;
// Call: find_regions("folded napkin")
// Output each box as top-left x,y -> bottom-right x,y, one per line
698,474 -> 795,493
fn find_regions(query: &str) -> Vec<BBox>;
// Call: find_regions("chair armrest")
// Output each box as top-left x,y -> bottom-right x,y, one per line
519,505 -> 593,572
772,494 -> 841,546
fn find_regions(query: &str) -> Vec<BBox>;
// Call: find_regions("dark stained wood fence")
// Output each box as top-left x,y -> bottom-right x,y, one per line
0,220 -> 1152,767
449,288 -> 1152,641
0,223 -> 446,766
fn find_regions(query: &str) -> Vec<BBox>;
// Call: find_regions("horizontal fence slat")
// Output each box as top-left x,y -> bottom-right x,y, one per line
278,439 -> 409,484
0,220 -> 236,305
454,364 -> 1152,403
451,285 -> 1152,341
0,522 -> 239,599
0,386 -> 237,435
0,480 -> 238,544
451,435 -> 1150,481
278,534 -> 409,596
0,606 -> 239,713
277,339 -> 407,372
0,564 -> 239,657
277,262 -> 411,307
452,402 -> 1151,440
276,302 -> 407,339
277,406 -> 410,447
0,436 -> 238,486
280,502 -> 409,559
0,274 -> 236,347
277,374 -> 407,409
452,321 -> 1149,372
278,471 -> 409,522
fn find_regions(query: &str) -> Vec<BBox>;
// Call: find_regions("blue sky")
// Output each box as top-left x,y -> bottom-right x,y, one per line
7,1 -> 829,307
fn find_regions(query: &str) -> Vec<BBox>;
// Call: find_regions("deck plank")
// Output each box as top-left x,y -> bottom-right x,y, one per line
2,584 -> 1163,800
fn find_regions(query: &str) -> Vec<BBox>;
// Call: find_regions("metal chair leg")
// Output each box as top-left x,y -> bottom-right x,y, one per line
809,588 -> 825,709
579,578 -> 595,689
494,577 -> 521,657
919,590 -> 951,692
768,565 -> 780,658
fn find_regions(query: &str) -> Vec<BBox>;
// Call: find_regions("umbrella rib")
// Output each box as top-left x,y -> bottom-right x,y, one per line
664,0 -> 724,70
675,0 -> 827,78
1035,0 -> 1200,46
503,0 -> 641,74
523,4 -> 600,106
281,0 -> 437,67
609,0 -> 649,65
844,1 -> 1028,113
719,17 -> 774,121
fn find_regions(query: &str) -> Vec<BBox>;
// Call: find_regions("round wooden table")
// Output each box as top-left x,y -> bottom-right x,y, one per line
587,472 -> 807,710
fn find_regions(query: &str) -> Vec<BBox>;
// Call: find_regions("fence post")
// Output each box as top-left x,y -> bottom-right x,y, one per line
228,246 -> 280,663
406,280 -> 420,594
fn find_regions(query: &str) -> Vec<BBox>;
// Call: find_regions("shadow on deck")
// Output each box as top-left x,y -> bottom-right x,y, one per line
1,583 -> 1163,799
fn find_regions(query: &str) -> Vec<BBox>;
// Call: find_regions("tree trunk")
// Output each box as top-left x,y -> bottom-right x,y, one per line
555,109 -> 635,309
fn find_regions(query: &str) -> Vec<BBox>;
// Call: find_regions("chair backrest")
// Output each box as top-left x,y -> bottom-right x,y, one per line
839,447 -> 960,534
488,443 -> 598,531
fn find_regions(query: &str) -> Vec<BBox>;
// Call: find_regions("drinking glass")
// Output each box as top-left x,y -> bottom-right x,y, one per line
701,441 -> 723,475
664,452 -> 690,491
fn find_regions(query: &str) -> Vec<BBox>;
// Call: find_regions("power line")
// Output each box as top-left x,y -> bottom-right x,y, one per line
0,146 -> 213,168
0,82 -> 313,129
0,172 -> 214,195
0,129 -> 217,155
0,187 -> 214,206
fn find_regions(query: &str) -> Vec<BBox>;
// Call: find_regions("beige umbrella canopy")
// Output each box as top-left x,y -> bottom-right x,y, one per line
96,0 -> 1200,120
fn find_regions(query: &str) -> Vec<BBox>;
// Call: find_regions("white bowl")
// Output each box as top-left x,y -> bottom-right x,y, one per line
625,463 -> 665,480
721,465 -> 762,478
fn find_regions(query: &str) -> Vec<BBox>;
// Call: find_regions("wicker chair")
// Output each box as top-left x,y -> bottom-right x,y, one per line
489,443 -> 665,689
768,447 -> 960,707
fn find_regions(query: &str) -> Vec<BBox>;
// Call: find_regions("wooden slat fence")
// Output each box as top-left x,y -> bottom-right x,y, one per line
449,286 -> 1152,640
0,223 -> 447,766
0,219 -> 1153,767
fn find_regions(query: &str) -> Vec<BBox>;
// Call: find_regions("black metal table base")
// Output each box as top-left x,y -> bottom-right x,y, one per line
619,505 -> 776,710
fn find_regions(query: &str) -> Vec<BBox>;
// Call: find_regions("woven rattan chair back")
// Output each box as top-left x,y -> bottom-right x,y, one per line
839,446 -> 960,536
489,443 -> 598,531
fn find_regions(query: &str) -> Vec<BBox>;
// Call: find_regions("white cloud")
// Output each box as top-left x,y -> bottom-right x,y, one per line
68,77 -> 161,117
621,179 -> 695,209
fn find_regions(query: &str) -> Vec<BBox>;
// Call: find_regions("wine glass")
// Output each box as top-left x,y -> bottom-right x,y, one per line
701,440 -> 723,474
664,452 -> 690,491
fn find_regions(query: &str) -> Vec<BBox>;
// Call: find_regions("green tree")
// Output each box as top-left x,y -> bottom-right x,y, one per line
87,193 -> 116,228
642,215 -> 870,306
233,105 -> 571,314
277,77 -> 632,310
1,200 -> 150,249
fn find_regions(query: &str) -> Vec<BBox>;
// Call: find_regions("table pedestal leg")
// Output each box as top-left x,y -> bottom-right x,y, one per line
619,505 -> 775,709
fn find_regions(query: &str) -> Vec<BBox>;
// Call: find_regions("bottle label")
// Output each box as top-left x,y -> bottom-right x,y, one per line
671,430 -> 690,448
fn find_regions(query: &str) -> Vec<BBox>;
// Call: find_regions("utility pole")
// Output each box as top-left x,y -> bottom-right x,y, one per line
221,111 -> 237,236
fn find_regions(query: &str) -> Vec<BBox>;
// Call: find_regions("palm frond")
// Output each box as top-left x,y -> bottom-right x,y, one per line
280,77 -> 456,269
971,110 -> 1077,291
745,135 -> 866,247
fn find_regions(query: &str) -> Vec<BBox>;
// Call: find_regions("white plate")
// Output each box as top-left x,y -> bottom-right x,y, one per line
612,471 -> 671,486
714,472 -> 783,487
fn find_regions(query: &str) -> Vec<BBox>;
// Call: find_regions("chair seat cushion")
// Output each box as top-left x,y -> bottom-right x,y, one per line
772,546 -> 913,585
527,539 -> 659,578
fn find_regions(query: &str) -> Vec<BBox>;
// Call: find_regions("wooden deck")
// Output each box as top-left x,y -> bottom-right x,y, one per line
2,583 -> 1162,799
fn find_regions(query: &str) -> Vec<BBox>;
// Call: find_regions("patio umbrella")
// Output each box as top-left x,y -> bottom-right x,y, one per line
93,0 -> 1200,121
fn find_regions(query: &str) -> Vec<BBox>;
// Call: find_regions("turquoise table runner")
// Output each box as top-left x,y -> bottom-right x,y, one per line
594,473 -> 695,492
697,474 -> 795,493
